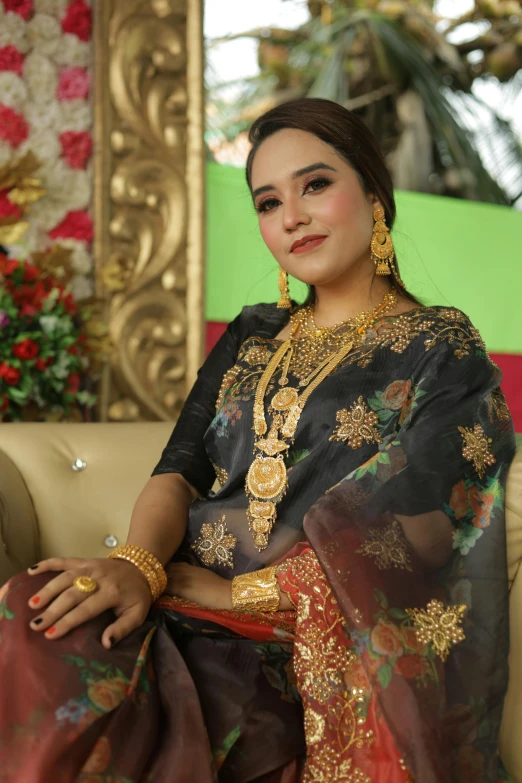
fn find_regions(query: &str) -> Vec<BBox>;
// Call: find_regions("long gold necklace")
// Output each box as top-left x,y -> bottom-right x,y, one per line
245,288 -> 398,551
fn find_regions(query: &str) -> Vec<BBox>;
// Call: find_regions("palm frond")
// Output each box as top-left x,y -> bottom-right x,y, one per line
365,16 -> 515,204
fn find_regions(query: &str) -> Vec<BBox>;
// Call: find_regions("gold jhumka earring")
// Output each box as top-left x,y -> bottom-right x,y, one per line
371,206 -> 406,287
371,206 -> 393,275
276,266 -> 292,309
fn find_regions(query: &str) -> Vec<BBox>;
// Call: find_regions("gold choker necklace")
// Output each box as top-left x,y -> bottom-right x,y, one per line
245,288 -> 397,551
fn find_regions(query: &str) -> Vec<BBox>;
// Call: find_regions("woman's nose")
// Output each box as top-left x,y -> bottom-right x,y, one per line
281,200 -> 311,230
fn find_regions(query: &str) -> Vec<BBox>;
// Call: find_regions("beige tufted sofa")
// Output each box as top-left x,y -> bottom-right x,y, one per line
0,423 -> 521,780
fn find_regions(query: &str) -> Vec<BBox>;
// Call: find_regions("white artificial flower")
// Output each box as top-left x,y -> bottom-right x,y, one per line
71,274 -> 94,301
34,0 -> 69,17
50,351 -> 72,379
39,314 -> 60,334
27,14 -> 61,58
25,99 -> 62,133
0,12 -> 30,54
6,242 -> 29,260
23,51 -> 58,105
55,238 -> 93,275
53,34 -> 91,68
0,72 -> 27,109
58,99 -> 92,132
45,160 -> 91,210
32,382 -> 47,408
29,197 -> 69,232
19,129 -> 61,170
23,222 -> 48,254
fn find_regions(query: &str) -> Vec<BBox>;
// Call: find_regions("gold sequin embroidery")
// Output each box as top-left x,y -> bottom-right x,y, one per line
304,709 -> 326,745
356,520 -> 413,571
190,515 -> 237,568
330,396 -> 382,449
211,461 -> 229,487
305,751 -> 371,783
338,306 -> 486,369
458,423 -> 496,479
489,387 -> 511,422
215,364 -> 241,413
243,345 -> 273,366
405,599 -> 466,662
278,551 -> 373,783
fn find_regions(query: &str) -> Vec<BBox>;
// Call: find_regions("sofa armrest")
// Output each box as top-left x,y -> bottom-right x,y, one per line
0,448 -> 40,585
500,562 -> 522,783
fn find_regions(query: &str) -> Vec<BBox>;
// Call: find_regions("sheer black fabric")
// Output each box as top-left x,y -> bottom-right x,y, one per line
151,304 -> 289,496
149,301 -> 515,781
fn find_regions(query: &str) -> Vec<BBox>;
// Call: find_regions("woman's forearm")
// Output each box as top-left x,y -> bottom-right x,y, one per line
125,473 -> 199,566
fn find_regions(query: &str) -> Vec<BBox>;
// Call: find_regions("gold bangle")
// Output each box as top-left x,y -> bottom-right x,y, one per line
231,566 -> 280,613
108,545 -> 167,602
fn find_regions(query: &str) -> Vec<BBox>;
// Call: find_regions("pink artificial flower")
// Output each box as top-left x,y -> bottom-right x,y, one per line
61,0 -> 92,43
57,67 -> 91,101
0,45 -> 25,76
0,104 -> 29,148
48,210 -> 94,243
2,0 -> 33,21
59,130 -> 92,169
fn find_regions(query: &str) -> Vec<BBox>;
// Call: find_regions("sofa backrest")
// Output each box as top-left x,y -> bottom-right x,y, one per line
0,422 -> 172,574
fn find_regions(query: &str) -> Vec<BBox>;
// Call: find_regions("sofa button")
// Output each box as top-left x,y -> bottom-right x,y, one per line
72,459 -> 87,472
104,535 -> 118,548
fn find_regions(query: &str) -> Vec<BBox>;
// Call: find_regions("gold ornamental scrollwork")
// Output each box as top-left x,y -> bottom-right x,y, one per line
93,0 -> 204,421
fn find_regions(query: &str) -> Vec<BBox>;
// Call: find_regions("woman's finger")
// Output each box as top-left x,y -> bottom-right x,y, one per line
27,557 -> 87,575
102,604 -> 149,650
28,582 -> 94,633
35,591 -> 116,640
27,569 -> 78,611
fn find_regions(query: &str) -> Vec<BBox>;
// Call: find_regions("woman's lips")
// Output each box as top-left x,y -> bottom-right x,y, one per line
291,236 -> 327,254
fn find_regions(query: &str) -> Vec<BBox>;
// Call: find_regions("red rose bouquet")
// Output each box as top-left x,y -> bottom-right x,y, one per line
0,254 -> 96,421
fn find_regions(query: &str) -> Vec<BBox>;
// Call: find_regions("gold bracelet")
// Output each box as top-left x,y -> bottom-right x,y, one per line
231,566 -> 280,613
108,545 -> 167,602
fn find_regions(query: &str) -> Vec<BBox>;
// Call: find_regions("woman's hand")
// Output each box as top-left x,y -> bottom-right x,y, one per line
26,557 -> 153,649
165,562 -> 233,610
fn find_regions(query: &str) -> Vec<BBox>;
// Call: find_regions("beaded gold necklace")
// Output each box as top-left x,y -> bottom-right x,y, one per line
245,288 -> 398,551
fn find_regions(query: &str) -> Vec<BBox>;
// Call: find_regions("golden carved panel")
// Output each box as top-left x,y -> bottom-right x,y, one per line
92,0 -> 204,421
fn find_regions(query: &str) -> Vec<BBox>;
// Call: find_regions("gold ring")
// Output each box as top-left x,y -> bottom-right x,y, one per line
73,575 -> 98,594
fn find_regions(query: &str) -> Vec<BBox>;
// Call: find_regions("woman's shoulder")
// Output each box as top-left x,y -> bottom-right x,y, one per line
232,301 -> 290,341
360,303 -> 492,375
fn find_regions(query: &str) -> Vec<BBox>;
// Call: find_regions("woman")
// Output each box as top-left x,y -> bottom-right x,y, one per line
0,98 -> 516,783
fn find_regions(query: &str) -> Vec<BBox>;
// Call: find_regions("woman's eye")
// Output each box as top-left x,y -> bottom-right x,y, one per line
255,176 -> 331,214
306,177 -> 330,192
256,198 -> 279,213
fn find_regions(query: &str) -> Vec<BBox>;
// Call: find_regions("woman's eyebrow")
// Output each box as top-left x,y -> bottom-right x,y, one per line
252,162 -> 337,200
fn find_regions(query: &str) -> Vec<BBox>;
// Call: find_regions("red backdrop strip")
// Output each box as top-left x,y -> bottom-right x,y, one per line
205,322 -> 521,432
490,353 -> 522,433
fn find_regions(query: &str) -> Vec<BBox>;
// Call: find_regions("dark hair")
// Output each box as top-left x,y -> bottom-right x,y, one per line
245,97 -> 420,306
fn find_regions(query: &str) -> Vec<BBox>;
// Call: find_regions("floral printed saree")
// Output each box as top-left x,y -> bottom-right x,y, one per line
0,302 -> 516,782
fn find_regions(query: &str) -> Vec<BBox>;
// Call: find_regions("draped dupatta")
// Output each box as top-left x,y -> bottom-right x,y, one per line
296,335 -> 515,782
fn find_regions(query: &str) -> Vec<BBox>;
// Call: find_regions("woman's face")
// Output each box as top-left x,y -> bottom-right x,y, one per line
250,128 -> 379,288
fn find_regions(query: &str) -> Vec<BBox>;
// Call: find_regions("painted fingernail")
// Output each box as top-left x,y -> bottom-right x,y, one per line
31,617 -> 43,626
28,564 -> 39,571
29,596 -> 40,606
45,626 -> 57,637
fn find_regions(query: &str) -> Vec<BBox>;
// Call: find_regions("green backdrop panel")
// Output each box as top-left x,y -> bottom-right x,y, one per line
205,162 -> 522,354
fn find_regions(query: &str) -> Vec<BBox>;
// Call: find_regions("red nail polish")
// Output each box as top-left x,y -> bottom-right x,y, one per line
30,596 -> 40,606
45,626 -> 57,637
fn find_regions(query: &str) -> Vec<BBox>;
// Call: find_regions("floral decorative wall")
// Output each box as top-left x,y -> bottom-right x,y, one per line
0,0 -> 95,302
